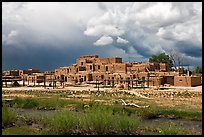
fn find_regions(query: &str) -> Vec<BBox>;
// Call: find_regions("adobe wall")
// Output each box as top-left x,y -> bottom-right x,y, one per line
174,76 -> 201,87
148,77 -> 163,87
96,57 -> 122,64
191,76 -> 201,86
156,72 -> 179,76
113,63 -> 126,73
174,76 -> 191,86
52,55 -> 201,87
165,76 -> 174,85
6,70 -> 20,76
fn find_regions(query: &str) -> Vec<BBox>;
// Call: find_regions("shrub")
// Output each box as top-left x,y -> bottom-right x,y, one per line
2,107 -> 17,128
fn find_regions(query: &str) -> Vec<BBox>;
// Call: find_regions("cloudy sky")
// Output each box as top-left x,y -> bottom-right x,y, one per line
2,2 -> 202,71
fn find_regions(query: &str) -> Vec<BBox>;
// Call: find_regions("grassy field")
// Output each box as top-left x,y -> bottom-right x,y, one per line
2,87 -> 202,135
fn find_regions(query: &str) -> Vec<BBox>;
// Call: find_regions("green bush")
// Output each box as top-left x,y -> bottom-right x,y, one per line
3,97 -> 39,108
2,107 -> 17,128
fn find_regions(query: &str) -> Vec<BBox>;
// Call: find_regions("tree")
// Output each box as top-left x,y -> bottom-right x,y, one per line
193,66 -> 202,74
149,52 -> 173,71
168,49 -> 186,71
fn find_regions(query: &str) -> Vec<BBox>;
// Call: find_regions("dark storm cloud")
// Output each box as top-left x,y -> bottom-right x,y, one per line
2,41 -> 98,71
2,2 -> 202,71
175,41 -> 202,58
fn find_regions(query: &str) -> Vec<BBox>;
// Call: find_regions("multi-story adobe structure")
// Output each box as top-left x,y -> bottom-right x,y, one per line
2,55 -> 202,88
54,55 -> 201,87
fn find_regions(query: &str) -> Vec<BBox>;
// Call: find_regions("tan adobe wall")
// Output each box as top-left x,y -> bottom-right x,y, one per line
174,76 -> 191,86
155,71 -> 179,76
113,63 -> 126,73
130,64 -> 148,73
148,77 -> 163,86
174,76 -> 201,87
49,55 -> 201,87
68,64 -> 77,74
95,57 -> 122,64
137,72 -> 148,79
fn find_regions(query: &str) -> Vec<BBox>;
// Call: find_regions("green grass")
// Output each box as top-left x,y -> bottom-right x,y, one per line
2,107 -> 17,128
158,123 -> 189,135
2,89 -> 202,135
3,97 -> 39,108
139,123 -> 190,135
2,127 -> 40,135
42,109 -> 140,135
3,96 -> 202,121
157,109 -> 202,121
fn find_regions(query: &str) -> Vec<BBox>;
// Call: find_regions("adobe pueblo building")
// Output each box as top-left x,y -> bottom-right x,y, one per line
2,55 -> 202,89
54,55 -> 201,88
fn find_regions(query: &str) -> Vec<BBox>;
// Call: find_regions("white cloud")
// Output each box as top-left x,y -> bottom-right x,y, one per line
2,30 -> 19,45
84,2 -> 202,61
94,35 -> 113,46
8,30 -> 18,38
2,2 -> 105,47
117,37 -> 129,44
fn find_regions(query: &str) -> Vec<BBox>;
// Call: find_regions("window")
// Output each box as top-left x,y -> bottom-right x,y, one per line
98,65 -> 100,70
90,65 -> 92,70
81,62 -> 83,65
179,79 -> 182,81
106,66 -> 108,71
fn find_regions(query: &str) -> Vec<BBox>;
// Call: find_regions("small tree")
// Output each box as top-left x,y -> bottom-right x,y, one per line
149,52 -> 173,71
193,66 -> 202,75
168,49 -> 186,71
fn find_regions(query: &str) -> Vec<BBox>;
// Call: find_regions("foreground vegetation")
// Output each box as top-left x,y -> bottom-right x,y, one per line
2,88 -> 202,135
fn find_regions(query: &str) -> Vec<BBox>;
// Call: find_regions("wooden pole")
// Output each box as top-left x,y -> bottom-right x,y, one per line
97,80 -> 99,91
53,77 -> 54,89
34,77 -> 35,86
44,76 -> 46,88
131,80 -> 133,88
23,76 -> 25,86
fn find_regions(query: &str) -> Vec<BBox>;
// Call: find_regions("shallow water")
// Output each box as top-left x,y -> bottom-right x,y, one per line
9,107 -> 202,135
142,117 -> 202,135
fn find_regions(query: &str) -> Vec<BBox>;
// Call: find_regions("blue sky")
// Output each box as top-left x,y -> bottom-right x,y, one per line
2,2 -> 202,71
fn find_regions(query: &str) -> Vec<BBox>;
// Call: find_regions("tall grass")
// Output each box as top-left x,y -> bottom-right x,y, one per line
43,108 -> 140,135
2,107 -> 17,128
